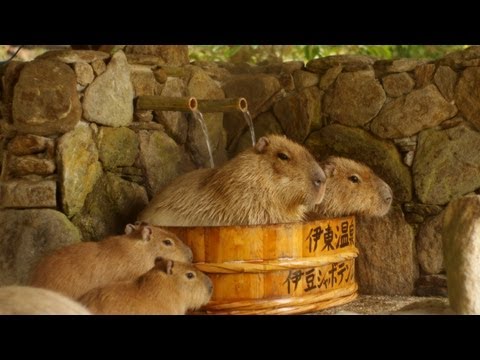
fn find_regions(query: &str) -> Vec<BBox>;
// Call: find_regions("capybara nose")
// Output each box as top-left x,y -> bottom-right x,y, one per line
313,168 -> 326,188
383,183 -> 393,203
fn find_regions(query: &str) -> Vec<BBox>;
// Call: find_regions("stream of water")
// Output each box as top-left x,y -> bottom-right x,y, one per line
192,110 -> 215,168
243,110 -> 256,146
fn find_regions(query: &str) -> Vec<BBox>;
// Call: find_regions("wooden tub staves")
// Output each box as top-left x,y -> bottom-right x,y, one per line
164,216 -> 358,315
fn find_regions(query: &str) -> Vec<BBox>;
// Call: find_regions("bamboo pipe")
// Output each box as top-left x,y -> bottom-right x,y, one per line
136,96 -> 198,112
197,98 -> 248,113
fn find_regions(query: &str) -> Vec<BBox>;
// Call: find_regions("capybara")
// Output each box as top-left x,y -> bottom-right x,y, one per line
29,223 -> 193,299
0,286 -> 91,315
79,258 -> 213,315
138,134 -> 326,226
308,156 -> 393,218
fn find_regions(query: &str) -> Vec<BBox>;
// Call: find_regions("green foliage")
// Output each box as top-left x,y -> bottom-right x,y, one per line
189,45 -> 469,64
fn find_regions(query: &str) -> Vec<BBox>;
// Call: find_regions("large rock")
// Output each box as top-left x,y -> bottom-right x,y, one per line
97,127 -> 139,169
374,58 -> 427,73
155,77 -> 188,144
1,61 -> 25,122
413,122 -> 480,205
306,124 -> 412,202
455,67 -> 480,130
5,155 -> 56,177
7,135 -> 54,156
74,62 -> 94,86
0,209 -> 81,285
124,45 -> 189,66
83,51 -> 134,127
187,68 -> 227,168
356,205 -> 418,295
71,172 -> 148,241
130,64 -> 156,96
414,63 -> 436,88
0,179 -> 56,208
370,84 -> 457,139
319,65 -> 343,90
57,122 -> 103,217
381,72 -> 415,97
273,87 -> 323,142
12,59 -> 81,136
222,74 -> 282,146
280,61 -> 305,73
403,202 -> 443,217
434,66 -> 457,101
138,130 -> 191,197
233,111 -> 284,155
438,46 -> 480,68
91,59 -> 106,76
36,50 -> 110,64
417,212 -> 445,274
292,70 -> 319,89
323,70 -> 386,127
443,195 -> 480,314
306,55 -> 375,73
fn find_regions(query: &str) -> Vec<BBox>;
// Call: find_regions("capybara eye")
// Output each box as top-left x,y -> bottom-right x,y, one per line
277,152 -> 289,161
349,175 -> 360,183
163,239 -> 173,246
186,272 -> 195,279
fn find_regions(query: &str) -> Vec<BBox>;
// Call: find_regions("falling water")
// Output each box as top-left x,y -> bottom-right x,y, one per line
192,110 -> 215,168
243,110 -> 256,146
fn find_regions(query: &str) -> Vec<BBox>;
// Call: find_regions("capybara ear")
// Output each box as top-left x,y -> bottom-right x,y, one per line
255,136 -> 270,153
141,226 -> 153,241
124,223 -> 136,234
322,161 -> 337,177
165,260 -> 174,275
154,257 -> 174,274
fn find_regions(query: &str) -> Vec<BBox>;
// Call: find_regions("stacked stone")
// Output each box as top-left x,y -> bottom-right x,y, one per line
2,45 -> 480,299
193,47 -> 480,297
0,46 -> 227,285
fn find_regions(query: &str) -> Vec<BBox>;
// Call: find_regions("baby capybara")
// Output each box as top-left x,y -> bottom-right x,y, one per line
29,223 -> 193,299
79,258 -> 213,315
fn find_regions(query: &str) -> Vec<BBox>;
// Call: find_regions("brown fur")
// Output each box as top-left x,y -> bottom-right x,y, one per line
138,134 -> 326,226
79,258 -> 213,315
308,156 -> 393,218
0,286 -> 91,315
29,223 -> 193,299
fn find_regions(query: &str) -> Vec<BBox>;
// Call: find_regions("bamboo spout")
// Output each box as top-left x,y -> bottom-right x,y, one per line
136,96 -> 198,112
197,98 -> 248,113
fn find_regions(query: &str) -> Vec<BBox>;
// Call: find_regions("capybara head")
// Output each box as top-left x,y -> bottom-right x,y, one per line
251,135 -> 326,209
125,223 -> 193,263
152,257 -> 213,311
317,156 -> 393,217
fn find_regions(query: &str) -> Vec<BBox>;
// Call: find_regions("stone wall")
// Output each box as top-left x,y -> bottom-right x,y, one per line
0,46 -> 226,284
1,45 -> 479,296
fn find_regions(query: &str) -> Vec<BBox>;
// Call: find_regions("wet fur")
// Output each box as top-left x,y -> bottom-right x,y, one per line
138,135 -> 326,226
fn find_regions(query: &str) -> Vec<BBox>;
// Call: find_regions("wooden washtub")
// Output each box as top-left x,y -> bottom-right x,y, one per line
165,216 -> 358,315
